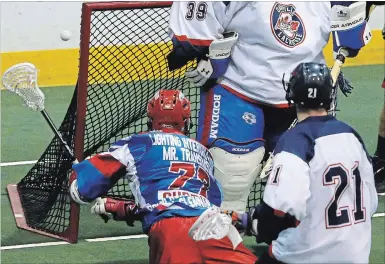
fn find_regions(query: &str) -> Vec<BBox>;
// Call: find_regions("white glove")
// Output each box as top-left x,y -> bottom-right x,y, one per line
186,31 -> 238,87
91,197 -> 113,220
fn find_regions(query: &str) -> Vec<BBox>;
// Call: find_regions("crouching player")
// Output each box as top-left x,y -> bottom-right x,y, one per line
69,89 -> 258,264
236,63 -> 378,263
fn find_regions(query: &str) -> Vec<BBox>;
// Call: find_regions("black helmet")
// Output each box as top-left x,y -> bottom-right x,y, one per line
284,62 -> 334,110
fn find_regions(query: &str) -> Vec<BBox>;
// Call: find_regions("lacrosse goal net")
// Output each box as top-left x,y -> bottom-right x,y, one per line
7,1 -> 265,243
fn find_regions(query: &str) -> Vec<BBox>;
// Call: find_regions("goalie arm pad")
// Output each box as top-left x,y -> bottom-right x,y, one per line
331,1 -> 372,57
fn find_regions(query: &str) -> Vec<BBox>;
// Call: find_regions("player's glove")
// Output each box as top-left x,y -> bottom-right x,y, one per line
185,31 -> 238,87
91,197 -> 140,227
336,70 -> 353,97
372,156 -> 385,193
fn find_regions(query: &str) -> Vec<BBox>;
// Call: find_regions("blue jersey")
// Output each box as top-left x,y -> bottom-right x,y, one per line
72,130 -> 223,233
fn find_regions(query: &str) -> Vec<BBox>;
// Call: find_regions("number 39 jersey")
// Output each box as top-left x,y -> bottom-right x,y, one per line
263,115 -> 378,264
73,130 -> 222,233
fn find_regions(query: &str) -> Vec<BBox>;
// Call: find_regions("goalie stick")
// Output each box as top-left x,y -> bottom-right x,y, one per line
2,62 -> 78,164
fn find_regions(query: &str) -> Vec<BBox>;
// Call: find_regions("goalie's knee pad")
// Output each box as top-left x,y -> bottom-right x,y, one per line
209,138 -> 265,211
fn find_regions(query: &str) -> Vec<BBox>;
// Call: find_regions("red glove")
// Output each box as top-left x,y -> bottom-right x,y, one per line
91,197 -> 140,226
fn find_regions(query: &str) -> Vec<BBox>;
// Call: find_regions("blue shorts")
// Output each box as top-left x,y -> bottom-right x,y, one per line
197,84 -> 296,154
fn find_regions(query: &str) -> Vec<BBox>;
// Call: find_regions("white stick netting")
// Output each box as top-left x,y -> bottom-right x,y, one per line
2,63 -> 45,111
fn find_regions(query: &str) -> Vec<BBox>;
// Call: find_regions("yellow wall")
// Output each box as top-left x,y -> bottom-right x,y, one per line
1,30 -> 384,87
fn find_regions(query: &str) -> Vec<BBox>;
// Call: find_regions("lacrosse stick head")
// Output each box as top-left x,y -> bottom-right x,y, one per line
2,62 -> 45,111
188,206 -> 243,249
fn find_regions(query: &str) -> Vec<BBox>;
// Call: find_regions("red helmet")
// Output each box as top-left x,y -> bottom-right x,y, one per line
147,89 -> 191,134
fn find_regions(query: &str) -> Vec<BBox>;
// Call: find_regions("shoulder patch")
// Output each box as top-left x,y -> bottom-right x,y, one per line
270,2 -> 306,48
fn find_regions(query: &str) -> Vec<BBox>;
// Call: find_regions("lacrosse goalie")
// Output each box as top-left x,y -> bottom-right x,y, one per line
69,89 -> 258,264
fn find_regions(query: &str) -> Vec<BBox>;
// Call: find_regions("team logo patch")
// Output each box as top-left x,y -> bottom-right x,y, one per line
270,3 -> 306,48
242,112 -> 256,125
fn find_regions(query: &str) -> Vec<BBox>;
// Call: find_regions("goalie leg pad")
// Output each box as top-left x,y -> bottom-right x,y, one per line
210,145 -> 265,211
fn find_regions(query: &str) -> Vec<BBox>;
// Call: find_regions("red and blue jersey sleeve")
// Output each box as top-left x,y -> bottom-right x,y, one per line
73,134 -> 150,200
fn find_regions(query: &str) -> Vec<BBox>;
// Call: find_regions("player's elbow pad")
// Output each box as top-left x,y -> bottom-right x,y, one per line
69,176 -> 92,205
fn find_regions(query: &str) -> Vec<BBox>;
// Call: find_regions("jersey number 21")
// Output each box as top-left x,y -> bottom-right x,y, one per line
323,162 -> 366,229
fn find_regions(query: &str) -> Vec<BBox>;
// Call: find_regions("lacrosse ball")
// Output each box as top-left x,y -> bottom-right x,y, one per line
60,30 -> 72,41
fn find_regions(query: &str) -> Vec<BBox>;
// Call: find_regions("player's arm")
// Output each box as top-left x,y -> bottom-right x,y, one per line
254,151 -> 310,244
236,133 -> 311,244
69,135 -> 147,204
167,1 -> 240,86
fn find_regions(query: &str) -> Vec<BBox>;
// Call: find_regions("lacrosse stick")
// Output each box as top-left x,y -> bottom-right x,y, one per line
259,118 -> 297,179
2,62 -> 78,164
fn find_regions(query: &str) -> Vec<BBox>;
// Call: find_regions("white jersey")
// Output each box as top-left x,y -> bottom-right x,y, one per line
169,2 -> 331,106
263,115 -> 378,263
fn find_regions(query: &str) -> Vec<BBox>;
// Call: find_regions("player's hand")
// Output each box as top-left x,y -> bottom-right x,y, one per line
372,156 -> 385,193
222,208 -> 259,237
91,197 -> 139,226
336,71 -> 353,97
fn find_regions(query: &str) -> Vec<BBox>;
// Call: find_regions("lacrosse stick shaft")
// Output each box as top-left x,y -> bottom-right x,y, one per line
40,110 -> 78,164
330,49 -> 348,86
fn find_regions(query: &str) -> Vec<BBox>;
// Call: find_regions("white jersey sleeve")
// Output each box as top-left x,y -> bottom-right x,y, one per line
264,151 -> 311,222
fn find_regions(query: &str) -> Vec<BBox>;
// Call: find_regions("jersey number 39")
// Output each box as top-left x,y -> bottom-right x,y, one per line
168,161 -> 210,197
185,2 -> 208,21
323,162 -> 366,229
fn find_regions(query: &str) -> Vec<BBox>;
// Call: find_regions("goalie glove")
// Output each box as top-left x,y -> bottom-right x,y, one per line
91,197 -> 140,227
185,31 -> 238,87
